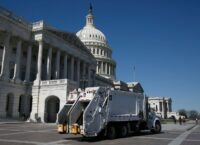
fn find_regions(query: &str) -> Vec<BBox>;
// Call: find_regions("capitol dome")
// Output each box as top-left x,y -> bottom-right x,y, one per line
76,6 -> 107,45
76,4 -> 116,80
76,25 -> 107,44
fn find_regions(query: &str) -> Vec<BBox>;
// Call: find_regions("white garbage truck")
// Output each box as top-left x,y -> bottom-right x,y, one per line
57,87 -> 161,139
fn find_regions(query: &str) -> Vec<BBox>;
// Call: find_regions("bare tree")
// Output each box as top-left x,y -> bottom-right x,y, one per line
188,110 -> 199,120
178,109 -> 188,118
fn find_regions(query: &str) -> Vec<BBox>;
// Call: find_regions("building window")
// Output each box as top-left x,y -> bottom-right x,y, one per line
12,48 -> 16,54
23,51 -> 27,57
0,45 -> 3,50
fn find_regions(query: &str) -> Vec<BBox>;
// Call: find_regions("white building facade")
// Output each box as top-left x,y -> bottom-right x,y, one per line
76,5 -> 116,81
0,6 -> 100,122
148,97 -> 172,119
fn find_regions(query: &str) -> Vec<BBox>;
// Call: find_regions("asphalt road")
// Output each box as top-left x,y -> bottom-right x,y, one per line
0,123 -> 199,145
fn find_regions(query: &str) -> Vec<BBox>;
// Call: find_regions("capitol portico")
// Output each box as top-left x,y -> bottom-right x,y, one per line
148,97 -> 172,119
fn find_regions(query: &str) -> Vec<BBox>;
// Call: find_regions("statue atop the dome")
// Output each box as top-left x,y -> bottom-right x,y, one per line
88,3 -> 93,14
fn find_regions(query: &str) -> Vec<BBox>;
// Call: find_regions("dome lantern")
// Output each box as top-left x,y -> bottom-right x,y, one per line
86,3 -> 94,27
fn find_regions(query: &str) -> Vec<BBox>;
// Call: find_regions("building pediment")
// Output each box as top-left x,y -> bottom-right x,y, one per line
127,82 -> 144,93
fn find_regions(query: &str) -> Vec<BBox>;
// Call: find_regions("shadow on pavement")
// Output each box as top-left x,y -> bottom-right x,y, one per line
64,131 -> 165,142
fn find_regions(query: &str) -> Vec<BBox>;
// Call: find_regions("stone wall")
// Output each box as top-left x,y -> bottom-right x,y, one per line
0,80 -> 31,118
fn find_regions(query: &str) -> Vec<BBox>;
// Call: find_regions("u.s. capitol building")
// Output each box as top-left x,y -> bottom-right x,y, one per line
0,5 -> 171,123
0,5 -> 118,122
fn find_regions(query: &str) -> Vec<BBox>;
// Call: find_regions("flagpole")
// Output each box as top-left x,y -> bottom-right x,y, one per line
133,66 -> 136,82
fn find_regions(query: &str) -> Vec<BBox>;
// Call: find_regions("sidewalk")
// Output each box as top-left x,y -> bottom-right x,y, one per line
162,120 -> 197,132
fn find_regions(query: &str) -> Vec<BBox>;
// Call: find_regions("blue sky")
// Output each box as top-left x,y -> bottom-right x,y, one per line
1,0 -> 200,112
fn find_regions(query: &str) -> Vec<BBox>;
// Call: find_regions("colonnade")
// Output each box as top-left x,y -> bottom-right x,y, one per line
159,100 -> 171,113
0,32 -> 92,87
96,61 -> 116,77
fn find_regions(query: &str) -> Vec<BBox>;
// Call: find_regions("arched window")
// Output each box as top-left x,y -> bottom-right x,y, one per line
6,93 -> 14,117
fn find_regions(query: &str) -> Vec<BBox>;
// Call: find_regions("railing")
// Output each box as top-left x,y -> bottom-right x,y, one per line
41,79 -> 68,86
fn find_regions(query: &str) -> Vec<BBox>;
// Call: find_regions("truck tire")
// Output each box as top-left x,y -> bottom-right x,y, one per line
119,125 -> 128,137
151,121 -> 161,133
107,126 -> 116,139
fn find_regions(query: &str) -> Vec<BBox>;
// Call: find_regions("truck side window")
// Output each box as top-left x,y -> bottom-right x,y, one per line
109,95 -> 112,101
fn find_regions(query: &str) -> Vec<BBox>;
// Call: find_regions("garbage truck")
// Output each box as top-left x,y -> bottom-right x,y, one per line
57,87 -> 161,139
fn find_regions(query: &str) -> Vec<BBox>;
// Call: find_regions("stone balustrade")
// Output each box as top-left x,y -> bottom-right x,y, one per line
41,79 -> 68,86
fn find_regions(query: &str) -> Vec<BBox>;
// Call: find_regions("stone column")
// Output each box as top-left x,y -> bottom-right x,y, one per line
34,41 -> 43,84
109,63 -> 111,75
55,50 -> 60,79
0,33 -> 11,80
46,47 -> 52,80
81,61 -> 86,88
12,39 -> 22,82
70,56 -> 74,80
83,61 -> 86,77
88,65 -> 91,87
105,62 -> 107,75
167,101 -> 169,112
101,61 -> 103,74
98,61 -> 101,73
63,54 -> 68,78
162,100 -> 165,118
24,45 -> 32,82
96,61 -> 99,73
77,59 -> 80,87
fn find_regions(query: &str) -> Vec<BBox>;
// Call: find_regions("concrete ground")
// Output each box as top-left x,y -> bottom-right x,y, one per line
0,121 -> 199,145
162,120 -> 196,131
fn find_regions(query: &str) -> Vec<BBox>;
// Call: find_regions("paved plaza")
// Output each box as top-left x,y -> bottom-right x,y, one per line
0,121 -> 199,145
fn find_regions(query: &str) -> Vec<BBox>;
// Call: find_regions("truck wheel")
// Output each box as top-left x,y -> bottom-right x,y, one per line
119,125 -> 128,137
151,121 -> 161,133
107,126 -> 116,139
